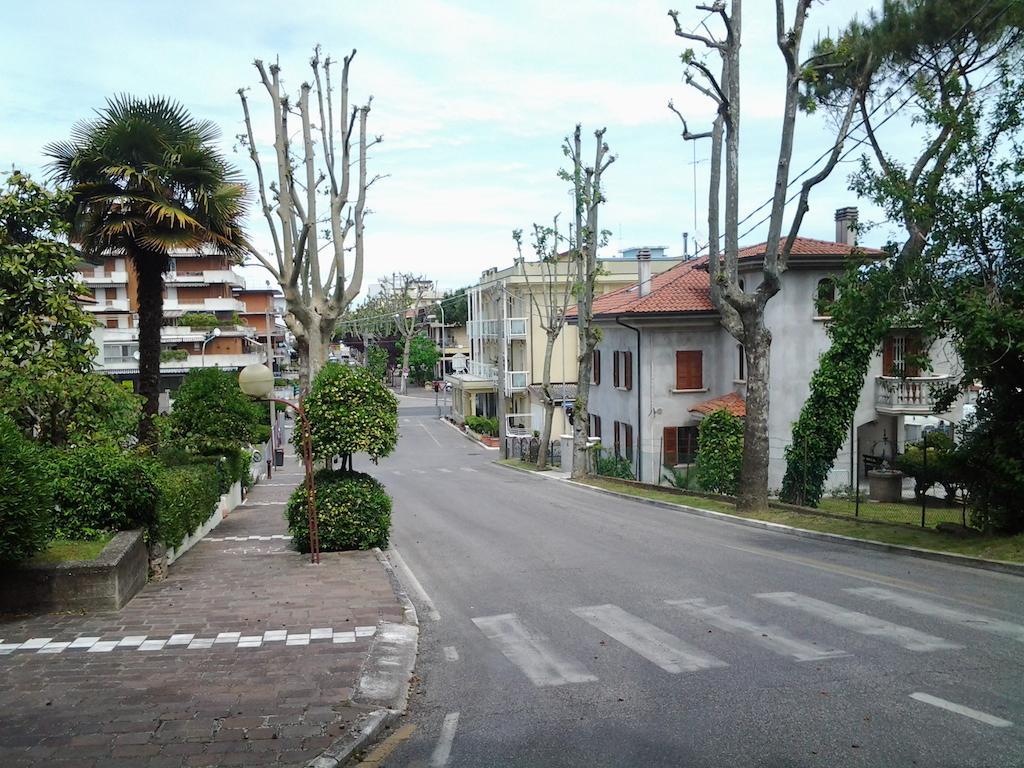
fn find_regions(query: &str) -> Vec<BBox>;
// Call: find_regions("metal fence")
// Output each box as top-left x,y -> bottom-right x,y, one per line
504,436 -> 561,468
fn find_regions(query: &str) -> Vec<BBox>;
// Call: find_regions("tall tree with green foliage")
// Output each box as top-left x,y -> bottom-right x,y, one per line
46,96 -> 249,446
781,1 -> 1024,505
408,333 -> 440,386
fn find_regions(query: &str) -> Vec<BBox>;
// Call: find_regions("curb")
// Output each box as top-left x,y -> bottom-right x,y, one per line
492,460 -> 1024,578
305,550 -> 420,768
438,416 -> 499,451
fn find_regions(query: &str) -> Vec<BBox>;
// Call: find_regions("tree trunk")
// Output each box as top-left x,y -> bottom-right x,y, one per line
572,334 -> 594,479
737,320 -> 771,511
401,332 -> 412,395
536,333 -> 558,470
134,252 -> 167,447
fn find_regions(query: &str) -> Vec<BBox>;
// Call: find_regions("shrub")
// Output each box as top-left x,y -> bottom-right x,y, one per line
894,431 -> 960,501
696,409 -> 744,495
44,445 -> 159,540
160,348 -> 189,362
305,363 -> 398,463
595,447 -> 636,480
177,312 -> 220,329
170,368 -> 270,445
286,470 -> 391,552
667,463 -> 701,491
161,441 -> 247,495
365,343 -> 388,381
465,415 -> 499,437
0,416 -> 51,564
154,463 -> 220,549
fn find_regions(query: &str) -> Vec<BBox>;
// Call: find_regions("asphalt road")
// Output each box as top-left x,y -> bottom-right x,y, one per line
371,393 -> 1024,767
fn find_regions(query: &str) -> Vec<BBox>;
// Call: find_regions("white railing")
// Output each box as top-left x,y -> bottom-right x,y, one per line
165,270 -> 244,287
506,317 -> 528,338
85,298 -> 129,312
81,271 -> 128,284
467,360 -> 498,380
165,297 -> 247,313
505,370 -> 529,391
875,375 -> 953,413
469,318 -> 499,339
505,413 -> 532,436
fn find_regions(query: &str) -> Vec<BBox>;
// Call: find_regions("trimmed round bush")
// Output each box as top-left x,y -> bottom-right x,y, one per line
0,416 -> 51,564
44,445 -> 160,540
285,470 -> 391,552
305,363 -> 398,463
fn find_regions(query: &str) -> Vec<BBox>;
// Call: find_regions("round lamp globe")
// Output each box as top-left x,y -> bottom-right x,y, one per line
239,363 -> 274,398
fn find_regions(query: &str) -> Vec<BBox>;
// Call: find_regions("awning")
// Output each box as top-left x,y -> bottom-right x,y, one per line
689,391 -> 746,418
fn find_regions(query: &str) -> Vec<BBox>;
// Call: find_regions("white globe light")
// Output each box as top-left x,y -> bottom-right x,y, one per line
239,363 -> 274,398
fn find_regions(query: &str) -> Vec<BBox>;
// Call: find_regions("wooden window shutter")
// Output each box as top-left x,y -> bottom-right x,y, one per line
882,337 -> 894,376
624,351 -> 633,391
613,421 -> 621,456
663,427 -> 677,466
592,349 -> 601,385
675,351 -> 703,390
594,415 -> 602,439
625,424 -> 634,461
613,351 -> 620,388
905,335 -> 921,377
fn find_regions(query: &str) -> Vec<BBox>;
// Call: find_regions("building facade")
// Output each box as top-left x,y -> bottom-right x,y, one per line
583,212 -> 964,489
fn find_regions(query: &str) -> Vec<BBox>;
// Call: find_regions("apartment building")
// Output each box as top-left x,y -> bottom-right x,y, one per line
583,208 -> 965,488
447,249 -> 682,437
78,249 -> 265,389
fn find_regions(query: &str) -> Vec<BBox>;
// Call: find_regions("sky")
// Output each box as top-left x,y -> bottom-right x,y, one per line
3,0 -> 901,294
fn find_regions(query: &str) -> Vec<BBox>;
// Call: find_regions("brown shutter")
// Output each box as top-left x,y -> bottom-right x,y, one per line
613,351 -> 620,388
592,349 -> 601,385
882,337 -> 894,376
624,351 -> 633,391
613,421 -> 621,456
675,351 -> 685,390
905,335 -> 921,377
626,424 -> 634,461
594,415 -> 602,439
675,351 -> 703,390
663,427 -> 677,466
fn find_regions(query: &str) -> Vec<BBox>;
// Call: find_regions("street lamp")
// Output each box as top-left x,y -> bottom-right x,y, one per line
239,363 -> 320,564
435,299 -> 446,379
200,326 -> 222,367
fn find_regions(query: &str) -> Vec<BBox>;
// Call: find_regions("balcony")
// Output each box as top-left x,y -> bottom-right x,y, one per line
875,375 -> 953,415
100,352 -> 265,373
505,370 -> 529,392
81,271 -> 128,285
506,317 -> 528,338
164,297 -> 247,313
166,270 -> 244,288
85,298 -> 130,312
467,360 -> 498,380
469,319 -> 499,339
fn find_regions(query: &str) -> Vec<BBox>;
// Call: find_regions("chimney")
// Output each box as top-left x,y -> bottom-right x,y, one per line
637,249 -> 652,297
834,206 -> 858,246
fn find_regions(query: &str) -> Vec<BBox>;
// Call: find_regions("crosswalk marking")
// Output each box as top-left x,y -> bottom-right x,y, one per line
472,613 -> 597,687
571,604 -> 728,674
461,467 -> 477,473
756,592 -> 963,652
412,469 -> 427,474
666,598 -> 848,662
438,468 -> 453,473
391,470 -> 404,476
909,692 -> 1013,728
845,587 -> 1024,643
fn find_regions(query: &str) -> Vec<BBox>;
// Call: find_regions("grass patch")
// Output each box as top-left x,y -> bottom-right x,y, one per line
498,459 -> 551,472
30,535 -> 114,564
579,477 -> 1024,564
817,496 -> 966,527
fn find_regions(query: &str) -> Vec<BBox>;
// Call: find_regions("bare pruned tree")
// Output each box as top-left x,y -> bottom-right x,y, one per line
514,218 -> 577,470
237,46 -> 383,391
562,125 -> 615,479
668,1 -> 868,511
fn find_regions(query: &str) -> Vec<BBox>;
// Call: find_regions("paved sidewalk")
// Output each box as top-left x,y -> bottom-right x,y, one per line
0,450 -> 405,767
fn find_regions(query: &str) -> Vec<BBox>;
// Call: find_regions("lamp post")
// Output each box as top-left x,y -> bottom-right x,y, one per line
239,363 -> 320,564
265,281 -> 276,479
200,326 -> 222,367
435,299 -> 446,380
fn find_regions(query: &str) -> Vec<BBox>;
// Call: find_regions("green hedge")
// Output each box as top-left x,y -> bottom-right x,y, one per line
0,416 -> 51,564
154,463 -> 221,549
696,409 -> 744,495
286,470 -> 391,552
44,445 -> 160,541
466,415 -> 499,437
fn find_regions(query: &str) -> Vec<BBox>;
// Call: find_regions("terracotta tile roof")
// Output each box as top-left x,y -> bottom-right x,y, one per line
689,391 -> 746,418
575,237 -> 880,318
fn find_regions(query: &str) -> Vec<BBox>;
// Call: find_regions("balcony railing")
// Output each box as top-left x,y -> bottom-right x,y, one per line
468,317 -> 528,340
85,298 -> 130,312
875,375 -> 953,414
505,370 -> 529,392
506,317 -> 528,338
81,271 -> 128,285
166,270 -> 244,287
467,360 -> 498,380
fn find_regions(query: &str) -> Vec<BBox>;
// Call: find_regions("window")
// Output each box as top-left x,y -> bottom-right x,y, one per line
883,334 -> 920,377
736,344 -> 745,382
106,317 -> 118,329
613,351 -> 633,390
614,421 -> 634,461
663,426 -> 698,466
589,414 -> 602,440
591,349 -> 601,385
675,350 -> 703,391
815,278 -> 836,316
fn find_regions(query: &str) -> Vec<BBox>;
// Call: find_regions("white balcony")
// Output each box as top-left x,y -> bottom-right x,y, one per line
875,375 -> 953,414
468,317 -> 528,340
505,370 -> 529,392
165,297 -> 247,314
81,271 -> 128,285
506,317 -> 528,338
100,352 -> 265,373
469,318 -> 499,339
467,360 -> 498,380
86,298 -> 130,312
166,270 -> 244,288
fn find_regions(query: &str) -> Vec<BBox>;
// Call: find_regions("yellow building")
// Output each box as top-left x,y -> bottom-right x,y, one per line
447,248 -> 681,439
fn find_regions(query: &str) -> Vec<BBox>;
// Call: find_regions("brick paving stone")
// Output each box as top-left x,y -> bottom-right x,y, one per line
0,449 -> 403,767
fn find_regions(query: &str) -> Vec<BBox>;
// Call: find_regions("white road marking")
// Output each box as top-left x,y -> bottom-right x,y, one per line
388,547 -> 441,621
846,587 -> 1024,643
909,692 -> 1013,728
430,712 -> 460,766
438,468 -> 453,473
472,613 -> 597,687
443,646 -> 459,661
391,470 -> 405,476
412,469 -> 427,475
460,467 -> 477,473
420,422 -> 443,447
756,592 -> 963,652
667,598 -> 848,662
572,604 -> 728,674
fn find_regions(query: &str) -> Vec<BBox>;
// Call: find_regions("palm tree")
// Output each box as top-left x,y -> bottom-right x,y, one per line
47,96 -> 248,446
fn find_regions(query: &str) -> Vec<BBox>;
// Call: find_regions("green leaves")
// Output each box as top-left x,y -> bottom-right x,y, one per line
305,362 -> 398,463
169,368 -> 269,446
697,410 -> 744,495
408,332 -> 440,386
0,416 -> 51,564
285,470 -> 391,552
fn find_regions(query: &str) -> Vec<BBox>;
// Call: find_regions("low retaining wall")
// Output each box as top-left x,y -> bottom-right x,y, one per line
165,480 -> 242,565
0,530 -> 148,613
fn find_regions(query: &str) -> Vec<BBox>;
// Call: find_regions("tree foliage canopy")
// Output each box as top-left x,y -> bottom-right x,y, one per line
170,368 -> 270,446
305,362 -> 398,463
